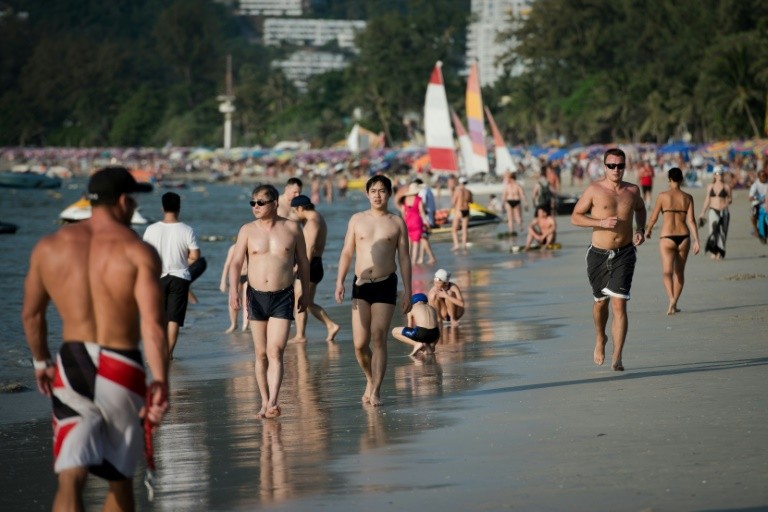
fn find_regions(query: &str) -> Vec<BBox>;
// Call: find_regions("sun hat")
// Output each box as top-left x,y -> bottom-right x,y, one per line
87,166 -> 152,203
411,293 -> 428,305
404,183 -> 421,196
290,194 -> 313,207
458,176 -> 468,184
434,268 -> 450,282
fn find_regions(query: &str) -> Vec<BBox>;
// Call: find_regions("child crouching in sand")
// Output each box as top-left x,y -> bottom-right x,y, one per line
391,293 -> 441,355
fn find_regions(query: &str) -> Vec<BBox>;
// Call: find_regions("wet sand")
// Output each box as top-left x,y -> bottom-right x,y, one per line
1,181 -> 767,511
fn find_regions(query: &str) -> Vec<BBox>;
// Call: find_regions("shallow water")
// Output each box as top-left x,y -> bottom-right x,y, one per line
0,180 -> 565,510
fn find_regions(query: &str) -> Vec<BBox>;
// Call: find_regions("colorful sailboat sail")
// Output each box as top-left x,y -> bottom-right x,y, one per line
451,108 -> 474,175
465,61 -> 489,176
424,61 -> 458,173
485,106 -> 517,175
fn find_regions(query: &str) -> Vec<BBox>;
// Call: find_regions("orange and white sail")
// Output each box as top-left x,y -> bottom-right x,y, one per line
424,61 -> 458,173
465,61 -> 489,176
485,106 -> 517,175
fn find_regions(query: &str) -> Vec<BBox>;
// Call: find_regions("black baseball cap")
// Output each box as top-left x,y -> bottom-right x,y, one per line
290,195 -> 313,208
88,167 -> 153,203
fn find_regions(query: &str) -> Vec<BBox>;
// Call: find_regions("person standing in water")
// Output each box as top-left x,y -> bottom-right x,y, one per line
229,184 -> 310,419
335,175 -> 412,406
288,195 -> 340,343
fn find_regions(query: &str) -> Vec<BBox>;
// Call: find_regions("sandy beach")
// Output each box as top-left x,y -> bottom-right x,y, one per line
1,178 -> 766,511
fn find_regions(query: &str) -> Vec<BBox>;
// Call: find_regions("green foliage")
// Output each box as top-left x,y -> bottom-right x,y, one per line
496,0 -> 768,144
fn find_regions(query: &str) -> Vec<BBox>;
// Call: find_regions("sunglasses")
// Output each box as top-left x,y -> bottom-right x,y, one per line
605,163 -> 626,170
249,199 -> 275,207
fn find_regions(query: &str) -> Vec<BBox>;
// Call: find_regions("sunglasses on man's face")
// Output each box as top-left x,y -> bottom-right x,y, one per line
250,199 -> 275,207
605,163 -> 626,170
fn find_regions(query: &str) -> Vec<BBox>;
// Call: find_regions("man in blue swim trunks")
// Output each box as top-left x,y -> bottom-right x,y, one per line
335,175 -> 412,406
392,293 -> 441,356
571,147 -> 646,371
229,184 -> 310,419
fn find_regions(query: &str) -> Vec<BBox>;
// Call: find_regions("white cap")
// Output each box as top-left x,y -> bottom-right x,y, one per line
458,177 -> 468,184
434,268 -> 450,282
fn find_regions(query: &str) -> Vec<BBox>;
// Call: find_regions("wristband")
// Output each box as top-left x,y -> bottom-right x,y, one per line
32,358 -> 53,370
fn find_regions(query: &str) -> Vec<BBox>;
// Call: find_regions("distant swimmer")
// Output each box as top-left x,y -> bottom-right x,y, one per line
392,293 -> 441,356
229,184 -> 310,419
335,175 -> 412,406
571,147 -> 646,371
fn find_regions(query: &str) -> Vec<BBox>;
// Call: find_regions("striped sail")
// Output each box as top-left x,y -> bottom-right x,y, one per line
465,61 -> 489,176
485,106 -> 517,175
424,61 -> 458,173
451,108 -> 474,175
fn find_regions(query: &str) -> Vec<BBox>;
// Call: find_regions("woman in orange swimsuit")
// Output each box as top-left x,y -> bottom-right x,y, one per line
645,167 -> 701,315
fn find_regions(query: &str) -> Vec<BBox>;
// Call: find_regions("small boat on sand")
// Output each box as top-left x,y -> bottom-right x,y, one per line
59,198 -> 149,225
429,202 -> 501,241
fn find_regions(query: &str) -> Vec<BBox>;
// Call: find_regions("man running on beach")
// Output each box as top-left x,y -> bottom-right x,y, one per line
571,147 -> 646,371
288,194 -> 340,343
22,166 -> 169,511
229,184 -> 310,419
335,175 -> 412,406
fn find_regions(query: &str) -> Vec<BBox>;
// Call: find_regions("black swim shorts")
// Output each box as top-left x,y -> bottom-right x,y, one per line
309,256 -> 324,284
585,243 -> 636,301
352,273 -> 398,305
246,286 -> 294,321
401,326 -> 440,344
161,275 -> 191,325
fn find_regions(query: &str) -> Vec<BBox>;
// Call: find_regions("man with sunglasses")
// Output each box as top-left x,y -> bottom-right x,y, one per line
228,184 -> 309,419
571,148 -> 646,371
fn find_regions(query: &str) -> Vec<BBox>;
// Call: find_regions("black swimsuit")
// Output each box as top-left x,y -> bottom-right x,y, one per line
660,209 -> 690,247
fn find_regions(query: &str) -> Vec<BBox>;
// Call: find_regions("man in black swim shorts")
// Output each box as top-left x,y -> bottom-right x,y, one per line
228,184 -> 310,419
335,175 -> 412,406
289,195 -> 340,343
571,148 -> 646,372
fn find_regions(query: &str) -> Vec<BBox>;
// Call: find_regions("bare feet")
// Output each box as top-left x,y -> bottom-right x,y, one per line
451,245 -> 460,252
265,405 -> 281,419
241,324 -> 249,332
426,258 -> 436,265
289,335 -> 308,344
667,303 -> 677,315
409,343 -> 426,356
611,361 -> 624,371
362,383 -> 373,404
224,325 -> 236,334
593,336 -> 607,365
256,407 -> 267,419
326,323 -> 341,342
368,393 -> 382,407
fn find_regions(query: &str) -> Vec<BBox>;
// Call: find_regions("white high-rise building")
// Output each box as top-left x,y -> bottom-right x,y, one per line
237,0 -> 304,16
466,0 -> 534,86
263,19 -> 366,49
